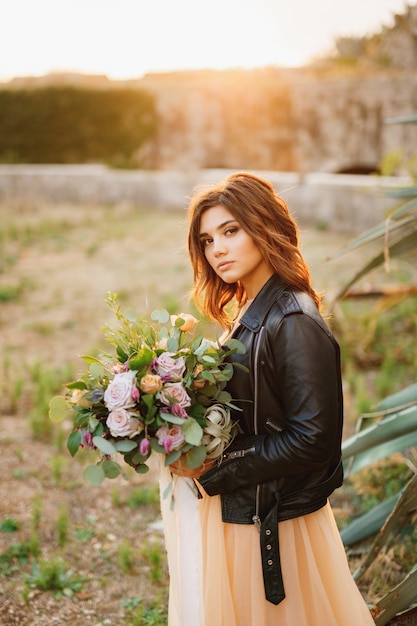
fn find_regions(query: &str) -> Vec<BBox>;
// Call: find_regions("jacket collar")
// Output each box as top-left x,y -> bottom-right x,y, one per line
239,274 -> 288,333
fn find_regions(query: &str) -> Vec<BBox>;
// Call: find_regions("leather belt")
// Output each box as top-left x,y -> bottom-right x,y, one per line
260,495 -> 285,605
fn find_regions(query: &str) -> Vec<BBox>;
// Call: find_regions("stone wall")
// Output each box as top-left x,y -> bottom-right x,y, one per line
0,164 -> 409,233
138,68 -> 417,175
290,72 -> 417,174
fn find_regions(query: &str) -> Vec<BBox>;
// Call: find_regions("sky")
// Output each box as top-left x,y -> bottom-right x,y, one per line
0,0 -> 411,81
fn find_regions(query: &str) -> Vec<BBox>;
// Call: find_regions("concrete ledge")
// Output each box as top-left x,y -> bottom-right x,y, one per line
0,165 -> 411,233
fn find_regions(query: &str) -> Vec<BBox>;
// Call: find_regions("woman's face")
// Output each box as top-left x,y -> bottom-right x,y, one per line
199,204 -> 273,299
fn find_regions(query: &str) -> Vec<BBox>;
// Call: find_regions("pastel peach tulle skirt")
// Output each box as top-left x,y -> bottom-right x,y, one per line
159,467 -> 375,626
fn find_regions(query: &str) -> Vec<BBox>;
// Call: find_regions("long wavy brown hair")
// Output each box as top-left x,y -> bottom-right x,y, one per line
187,171 -> 321,328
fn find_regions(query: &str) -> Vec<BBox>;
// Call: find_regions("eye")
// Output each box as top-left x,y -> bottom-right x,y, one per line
201,237 -> 212,247
224,226 -> 238,236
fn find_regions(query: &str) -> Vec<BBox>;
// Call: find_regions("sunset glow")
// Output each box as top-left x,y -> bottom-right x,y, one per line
0,0 -> 409,81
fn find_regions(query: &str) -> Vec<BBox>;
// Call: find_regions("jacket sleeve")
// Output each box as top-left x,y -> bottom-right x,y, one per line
198,312 -> 343,497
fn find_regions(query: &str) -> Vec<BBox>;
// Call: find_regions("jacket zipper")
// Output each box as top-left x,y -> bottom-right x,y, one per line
265,419 -> 282,433
252,326 -> 264,532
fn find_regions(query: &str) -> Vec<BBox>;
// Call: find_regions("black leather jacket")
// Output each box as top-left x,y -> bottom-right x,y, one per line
198,274 -> 344,604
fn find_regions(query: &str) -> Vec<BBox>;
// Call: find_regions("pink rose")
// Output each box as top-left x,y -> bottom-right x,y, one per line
139,438 -> 150,456
160,382 -> 191,408
81,431 -> 94,449
104,370 -> 138,410
156,423 -> 185,453
155,353 -> 186,381
171,403 -> 189,419
139,374 -> 163,395
106,409 -> 143,438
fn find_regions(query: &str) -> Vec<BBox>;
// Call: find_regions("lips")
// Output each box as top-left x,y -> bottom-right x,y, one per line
217,261 -> 233,271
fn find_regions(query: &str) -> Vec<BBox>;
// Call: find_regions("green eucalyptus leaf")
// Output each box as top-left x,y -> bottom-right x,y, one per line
181,417 -> 203,446
124,308 -> 138,322
163,413 -> 188,425
102,459 -> 121,479
202,355 -> 216,363
88,415 -> 100,431
165,449 -> 182,465
167,336 -> 179,352
90,362 -> 105,379
224,338 -> 246,355
184,445 -> 206,469
135,464 -> 150,474
84,464 -> 106,485
150,438 -> 166,454
114,440 -> 138,453
49,396 -> 69,423
92,436 -> 116,455
151,309 -> 170,323
216,391 -> 232,403
130,450 -> 148,464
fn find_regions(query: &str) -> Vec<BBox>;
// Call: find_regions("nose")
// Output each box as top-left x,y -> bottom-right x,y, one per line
212,238 -> 226,257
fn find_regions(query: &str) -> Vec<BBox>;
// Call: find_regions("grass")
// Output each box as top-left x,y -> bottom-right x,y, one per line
0,198 -> 415,622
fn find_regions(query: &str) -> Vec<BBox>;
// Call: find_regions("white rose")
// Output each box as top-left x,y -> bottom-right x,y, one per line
106,409 -> 143,438
104,370 -> 138,410
155,353 -> 186,381
160,382 -> 191,408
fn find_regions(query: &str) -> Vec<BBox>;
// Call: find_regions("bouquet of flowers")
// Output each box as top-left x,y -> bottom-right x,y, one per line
49,292 -> 245,485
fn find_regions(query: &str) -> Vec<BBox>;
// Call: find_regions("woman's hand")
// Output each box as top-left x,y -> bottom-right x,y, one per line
169,457 -> 216,479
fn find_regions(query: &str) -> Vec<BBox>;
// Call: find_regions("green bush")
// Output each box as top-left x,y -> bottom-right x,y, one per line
0,86 -> 157,166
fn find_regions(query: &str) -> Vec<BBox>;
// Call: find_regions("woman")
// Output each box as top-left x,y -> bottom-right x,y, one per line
161,171 -> 375,625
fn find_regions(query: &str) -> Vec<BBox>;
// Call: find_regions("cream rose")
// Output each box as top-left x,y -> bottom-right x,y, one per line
104,370 -> 138,410
192,364 -> 206,389
106,409 -> 143,438
160,382 -> 191,408
170,313 -> 198,332
139,374 -> 163,395
71,388 -> 91,407
155,353 -> 186,381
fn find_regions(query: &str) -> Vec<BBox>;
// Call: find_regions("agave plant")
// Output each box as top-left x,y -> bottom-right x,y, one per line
340,384 -> 417,625
326,114 -> 417,303
330,115 -> 417,625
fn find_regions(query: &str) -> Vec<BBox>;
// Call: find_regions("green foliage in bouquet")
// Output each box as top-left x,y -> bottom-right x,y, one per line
49,292 -> 246,485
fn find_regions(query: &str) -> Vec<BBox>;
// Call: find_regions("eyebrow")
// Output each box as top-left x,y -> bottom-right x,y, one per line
199,219 -> 237,239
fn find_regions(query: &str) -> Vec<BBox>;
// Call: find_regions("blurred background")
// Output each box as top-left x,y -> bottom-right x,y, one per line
1,2 -> 416,625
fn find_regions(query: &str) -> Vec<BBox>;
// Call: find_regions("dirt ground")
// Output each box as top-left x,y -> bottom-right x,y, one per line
0,198 -> 395,625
